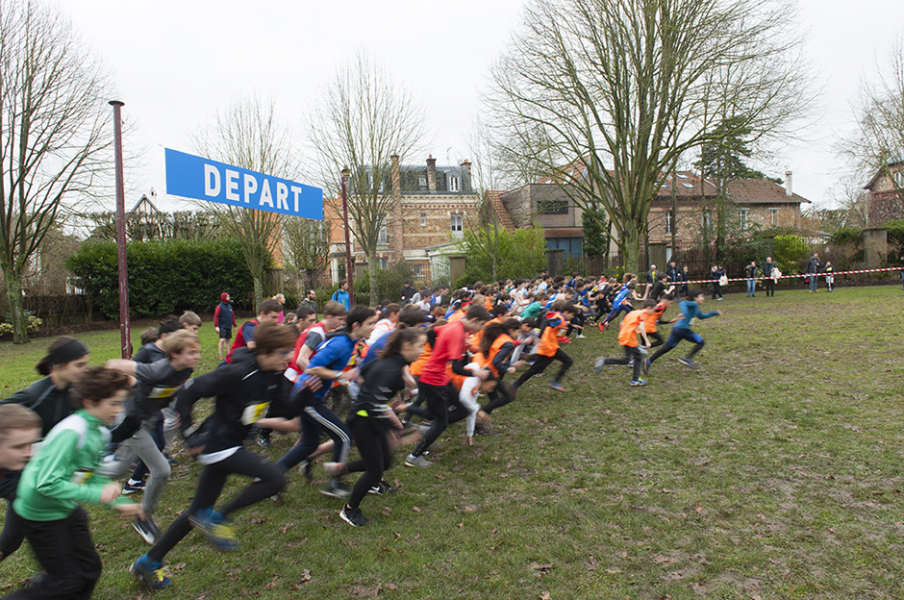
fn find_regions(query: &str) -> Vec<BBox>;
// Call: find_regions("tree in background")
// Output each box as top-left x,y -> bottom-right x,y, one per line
0,0 -> 113,343
581,204 -> 609,262
842,37 -> 904,204
78,210 -> 222,242
488,0 -> 811,273
191,96 -> 296,307
282,216 -> 331,298
458,226 -> 547,286
309,51 -> 425,305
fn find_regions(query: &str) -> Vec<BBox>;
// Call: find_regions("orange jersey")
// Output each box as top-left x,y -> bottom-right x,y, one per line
477,332 -> 516,377
446,363 -> 468,392
618,310 -> 647,347
644,303 -> 667,333
447,309 -> 465,323
537,312 -> 568,357
409,341 -> 433,377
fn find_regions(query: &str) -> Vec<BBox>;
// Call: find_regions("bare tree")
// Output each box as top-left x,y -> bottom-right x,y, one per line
487,0 -> 812,272
842,36 -> 904,207
0,0 -> 114,343
191,96 -> 298,307
309,51 -> 425,305
282,216 -> 331,297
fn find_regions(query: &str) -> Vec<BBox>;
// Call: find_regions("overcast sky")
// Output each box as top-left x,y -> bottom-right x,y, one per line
58,0 -> 904,212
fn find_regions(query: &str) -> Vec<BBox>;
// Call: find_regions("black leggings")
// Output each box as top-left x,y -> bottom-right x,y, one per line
0,488 -> 24,562
4,507 -> 101,600
411,382 -> 454,458
648,331 -> 664,348
148,448 -> 285,562
513,349 -> 573,387
602,345 -> 643,380
345,416 -> 392,510
482,374 -> 511,414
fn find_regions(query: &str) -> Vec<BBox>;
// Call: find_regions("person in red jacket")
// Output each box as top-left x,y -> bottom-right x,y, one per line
403,305 -> 491,468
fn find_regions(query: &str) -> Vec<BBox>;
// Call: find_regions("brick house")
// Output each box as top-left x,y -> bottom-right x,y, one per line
864,161 -> 904,226
325,155 -> 480,285
497,171 -> 809,262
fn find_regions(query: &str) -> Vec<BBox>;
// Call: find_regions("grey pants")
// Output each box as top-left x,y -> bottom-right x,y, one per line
99,424 -> 171,515
808,274 -> 818,291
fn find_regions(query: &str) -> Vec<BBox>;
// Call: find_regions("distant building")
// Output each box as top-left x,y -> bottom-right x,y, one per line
864,161 -> 904,226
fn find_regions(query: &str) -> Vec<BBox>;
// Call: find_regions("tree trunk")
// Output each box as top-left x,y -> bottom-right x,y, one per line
252,272 -> 265,310
4,268 -> 30,344
622,221 -> 644,274
368,252 -> 380,306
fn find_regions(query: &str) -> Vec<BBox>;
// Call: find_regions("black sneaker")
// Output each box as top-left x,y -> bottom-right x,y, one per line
256,432 -> 272,448
368,480 -> 398,495
340,505 -> 370,527
132,516 -> 162,545
321,480 -> 351,498
122,479 -> 146,495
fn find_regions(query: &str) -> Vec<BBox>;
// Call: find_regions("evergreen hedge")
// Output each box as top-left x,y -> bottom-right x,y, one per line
66,239 -> 255,319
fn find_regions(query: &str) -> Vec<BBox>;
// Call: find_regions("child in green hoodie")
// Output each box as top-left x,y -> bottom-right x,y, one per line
5,367 -> 142,600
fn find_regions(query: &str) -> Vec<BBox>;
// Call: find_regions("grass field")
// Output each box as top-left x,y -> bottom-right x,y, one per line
1,285 -> 903,599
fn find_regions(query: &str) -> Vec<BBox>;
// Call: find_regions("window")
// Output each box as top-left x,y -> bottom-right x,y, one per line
377,221 -> 388,245
449,175 -> 460,192
769,208 -> 778,227
451,213 -> 463,239
665,212 -> 677,235
702,212 -> 712,232
420,213 -> 427,227
412,264 -> 423,277
538,199 -> 569,214
418,176 -> 427,190
739,209 -> 749,229
895,171 -> 904,187
377,257 -> 388,270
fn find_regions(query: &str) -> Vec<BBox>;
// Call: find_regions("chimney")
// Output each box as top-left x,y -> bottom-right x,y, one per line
426,155 -> 437,192
461,159 -> 472,178
391,154 -> 400,197
785,170 -> 793,196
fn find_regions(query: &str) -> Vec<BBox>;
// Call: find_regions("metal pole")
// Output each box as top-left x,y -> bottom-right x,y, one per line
341,167 -> 354,305
110,100 -> 131,358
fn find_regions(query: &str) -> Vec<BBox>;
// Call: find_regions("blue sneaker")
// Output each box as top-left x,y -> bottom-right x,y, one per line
594,357 -> 605,373
131,554 -> 172,590
548,381 -> 566,393
189,508 -> 239,552
678,357 -> 697,369
630,379 -> 647,387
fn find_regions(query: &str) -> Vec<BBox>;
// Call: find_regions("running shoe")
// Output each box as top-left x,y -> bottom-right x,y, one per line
548,381 -> 566,393
340,505 -> 370,527
189,508 -> 239,551
298,460 -> 313,482
679,357 -> 698,369
122,479 -> 146,495
321,480 -> 351,498
594,357 -> 605,373
642,358 -> 651,375
404,454 -> 433,468
323,462 -> 344,479
131,554 -> 172,590
256,432 -> 272,448
576,334 -> 586,339
369,480 -> 399,495
132,516 -> 162,545
630,379 -> 647,387
638,346 -> 649,355
509,384 -> 518,399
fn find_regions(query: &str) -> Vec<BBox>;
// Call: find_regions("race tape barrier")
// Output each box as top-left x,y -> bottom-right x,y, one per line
668,266 -> 903,286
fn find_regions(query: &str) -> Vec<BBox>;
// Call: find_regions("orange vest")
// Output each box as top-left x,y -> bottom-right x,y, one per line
537,313 -> 567,357
477,332 -> 515,377
410,341 -> 433,377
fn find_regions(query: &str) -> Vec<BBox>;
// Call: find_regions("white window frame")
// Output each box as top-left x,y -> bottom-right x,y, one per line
377,221 -> 388,245
769,208 -> 778,227
894,171 -> 904,187
420,213 -> 427,227
739,209 -> 749,229
451,213 -> 463,239
665,212 -> 677,235
449,175 -> 460,192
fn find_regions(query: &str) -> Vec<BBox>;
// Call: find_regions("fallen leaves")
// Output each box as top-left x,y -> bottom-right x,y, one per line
290,569 -> 312,589
529,562 -> 553,577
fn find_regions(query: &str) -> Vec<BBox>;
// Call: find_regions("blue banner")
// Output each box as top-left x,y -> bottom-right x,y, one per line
165,148 -> 323,220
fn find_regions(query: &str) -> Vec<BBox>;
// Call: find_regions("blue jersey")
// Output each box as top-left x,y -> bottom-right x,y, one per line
297,332 -> 356,401
674,301 -> 719,331
612,287 -> 631,308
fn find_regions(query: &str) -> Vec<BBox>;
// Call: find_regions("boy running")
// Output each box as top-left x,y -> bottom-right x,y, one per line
0,405 -> 42,564
511,303 -> 577,394
595,300 -> 656,387
6,368 -> 141,599
645,288 -> 722,370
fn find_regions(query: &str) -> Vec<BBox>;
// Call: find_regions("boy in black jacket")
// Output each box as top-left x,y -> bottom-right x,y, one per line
130,323 -> 319,591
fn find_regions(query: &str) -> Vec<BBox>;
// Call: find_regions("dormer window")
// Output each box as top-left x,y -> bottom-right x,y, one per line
449,175 -> 460,192
894,171 -> 904,187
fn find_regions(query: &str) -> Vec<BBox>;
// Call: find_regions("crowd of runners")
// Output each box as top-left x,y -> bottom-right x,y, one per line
0,271 -> 725,596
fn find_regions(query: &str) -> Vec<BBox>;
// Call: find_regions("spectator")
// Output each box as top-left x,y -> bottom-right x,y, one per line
400,280 -> 417,305
763,257 -> 776,297
806,253 -> 821,293
299,289 -> 318,313
332,280 -> 351,309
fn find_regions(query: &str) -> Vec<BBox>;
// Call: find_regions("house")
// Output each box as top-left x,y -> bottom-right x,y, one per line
498,170 -> 810,263
130,189 -> 162,215
863,161 -> 904,226
325,155 -> 481,285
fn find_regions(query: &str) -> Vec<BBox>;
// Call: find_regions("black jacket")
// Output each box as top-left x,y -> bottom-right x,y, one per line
0,377 -> 73,437
176,348 -> 310,455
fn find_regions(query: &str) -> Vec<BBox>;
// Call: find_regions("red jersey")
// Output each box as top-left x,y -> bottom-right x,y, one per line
418,321 -> 467,386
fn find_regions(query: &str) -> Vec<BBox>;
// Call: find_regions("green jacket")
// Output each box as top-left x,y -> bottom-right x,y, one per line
14,410 -> 129,521
521,301 -> 543,320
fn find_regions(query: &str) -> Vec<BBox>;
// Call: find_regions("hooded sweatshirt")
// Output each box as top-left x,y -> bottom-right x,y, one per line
214,293 -> 236,330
